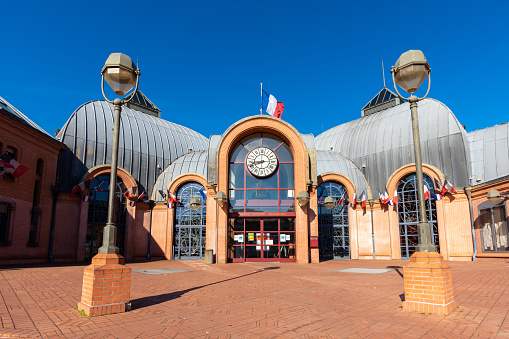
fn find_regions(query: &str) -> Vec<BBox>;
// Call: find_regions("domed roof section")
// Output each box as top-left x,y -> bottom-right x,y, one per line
468,124 -> 509,184
152,151 -> 208,200
315,98 -> 471,192
316,151 -> 368,194
56,100 -> 208,194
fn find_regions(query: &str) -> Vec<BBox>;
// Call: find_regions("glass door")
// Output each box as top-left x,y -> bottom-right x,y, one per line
229,218 -> 296,262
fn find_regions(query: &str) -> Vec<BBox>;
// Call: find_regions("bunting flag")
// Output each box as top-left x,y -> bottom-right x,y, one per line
158,189 -> 167,200
199,188 -> 207,201
70,180 -> 91,198
424,185 -> 430,200
130,201 -> 136,207
349,191 -> 357,209
138,190 -> 147,201
262,90 -> 284,118
93,181 -> 104,192
393,188 -> 398,205
167,192 -> 179,208
378,189 -> 385,204
434,178 -> 443,200
359,190 -> 366,208
338,191 -> 348,205
0,152 -> 29,178
384,188 -> 393,205
124,187 -> 136,200
442,179 -> 458,194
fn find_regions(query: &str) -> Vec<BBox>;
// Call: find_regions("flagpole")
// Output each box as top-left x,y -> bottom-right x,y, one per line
260,83 -> 263,115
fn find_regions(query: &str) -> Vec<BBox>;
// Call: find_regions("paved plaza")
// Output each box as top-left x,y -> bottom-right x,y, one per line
1,259 -> 508,338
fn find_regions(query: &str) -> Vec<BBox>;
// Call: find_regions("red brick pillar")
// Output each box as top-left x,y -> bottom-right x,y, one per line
77,253 -> 131,317
402,252 -> 456,315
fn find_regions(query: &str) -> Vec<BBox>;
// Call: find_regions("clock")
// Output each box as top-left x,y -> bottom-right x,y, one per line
246,147 -> 278,177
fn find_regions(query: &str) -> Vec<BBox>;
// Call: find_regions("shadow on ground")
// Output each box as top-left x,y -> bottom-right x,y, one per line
131,266 -> 280,310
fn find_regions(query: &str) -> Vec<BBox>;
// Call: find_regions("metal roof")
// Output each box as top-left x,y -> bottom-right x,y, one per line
468,124 -> 509,184
56,100 -> 208,194
315,98 -> 471,193
152,151 -> 208,200
316,150 -> 369,194
0,95 -> 54,139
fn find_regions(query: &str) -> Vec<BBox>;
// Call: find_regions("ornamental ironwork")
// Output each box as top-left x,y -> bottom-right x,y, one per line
397,173 -> 439,259
174,182 -> 207,259
317,181 -> 350,260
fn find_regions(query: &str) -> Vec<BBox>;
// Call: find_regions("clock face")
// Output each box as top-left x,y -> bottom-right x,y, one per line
246,147 -> 278,178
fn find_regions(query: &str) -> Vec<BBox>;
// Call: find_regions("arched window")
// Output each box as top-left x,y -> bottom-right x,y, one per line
317,182 -> 350,260
174,182 -> 207,259
86,174 -> 127,260
229,133 -> 294,213
228,133 -> 296,262
397,173 -> 439,259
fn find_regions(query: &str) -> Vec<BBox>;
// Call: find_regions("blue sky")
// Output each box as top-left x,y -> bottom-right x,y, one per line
1,1 -> 508,138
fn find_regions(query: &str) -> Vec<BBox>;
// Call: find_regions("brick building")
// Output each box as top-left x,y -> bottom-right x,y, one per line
0,96 -> 65,264
1,86 -> 508,264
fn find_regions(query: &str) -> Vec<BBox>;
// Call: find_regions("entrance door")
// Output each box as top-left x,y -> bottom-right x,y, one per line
230,218 -> 296,262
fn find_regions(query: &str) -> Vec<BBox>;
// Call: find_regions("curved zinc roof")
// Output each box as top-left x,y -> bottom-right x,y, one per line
316,151 -> 369,194
56,100 -> 208,193
152,151 -> 208,200
315,98 -> 471,192
468,124 -> 509,184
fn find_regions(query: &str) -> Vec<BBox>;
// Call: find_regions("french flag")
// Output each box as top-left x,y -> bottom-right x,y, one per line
349,191 -> 356,209
442,179 -> 458,195
424,185 -> 430,200
262,90 -> 284,118
393,188 -> 398,205
434,178 -> 443,200
138,190 -> 147,201
359,190 -> 366,208
70,180 -> 91,198
0,152 -> 29,178
339,191 -> 348,205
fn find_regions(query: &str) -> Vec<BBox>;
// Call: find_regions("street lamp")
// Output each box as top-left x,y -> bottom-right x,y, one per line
487,190 -> 509,205
391,50 -> 436,252
323,196 -> 335,210
98,53 -> 140,254
190,197 -> 201,211
297,191 -> 310,206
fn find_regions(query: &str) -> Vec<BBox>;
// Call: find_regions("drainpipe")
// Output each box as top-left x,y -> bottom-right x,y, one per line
369,200 -> 376,260
147,200 -> 155,261
48,186 -> 59,263
464,187 -> 477,261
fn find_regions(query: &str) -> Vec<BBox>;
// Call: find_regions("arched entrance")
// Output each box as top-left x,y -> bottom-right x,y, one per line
228,133 -> 296,262
173,182 -> 207,259
86,174 -> 127,260
397,173 -> 439,259
317,181 -> 350,260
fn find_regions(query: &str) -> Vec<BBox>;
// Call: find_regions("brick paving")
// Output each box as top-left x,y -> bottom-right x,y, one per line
1,259 -> 508,338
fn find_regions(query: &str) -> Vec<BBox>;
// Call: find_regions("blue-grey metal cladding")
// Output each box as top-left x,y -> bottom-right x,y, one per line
316,151 -> 369,194
315,98 -> 471,194
152,151 -> 208,201
56,100 -> 208,194
468,124 -> 509,184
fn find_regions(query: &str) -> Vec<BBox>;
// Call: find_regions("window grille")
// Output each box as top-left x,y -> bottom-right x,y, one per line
397,174 -> 439,259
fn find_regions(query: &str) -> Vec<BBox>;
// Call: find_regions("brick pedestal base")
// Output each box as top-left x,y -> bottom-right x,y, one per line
402,252 -> 456,315
77,253 -> 131,317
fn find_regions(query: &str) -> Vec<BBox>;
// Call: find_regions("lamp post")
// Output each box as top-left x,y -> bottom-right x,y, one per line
98,53 -> 140,254
487,190 -> 509,205
391,50 -> 436,252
